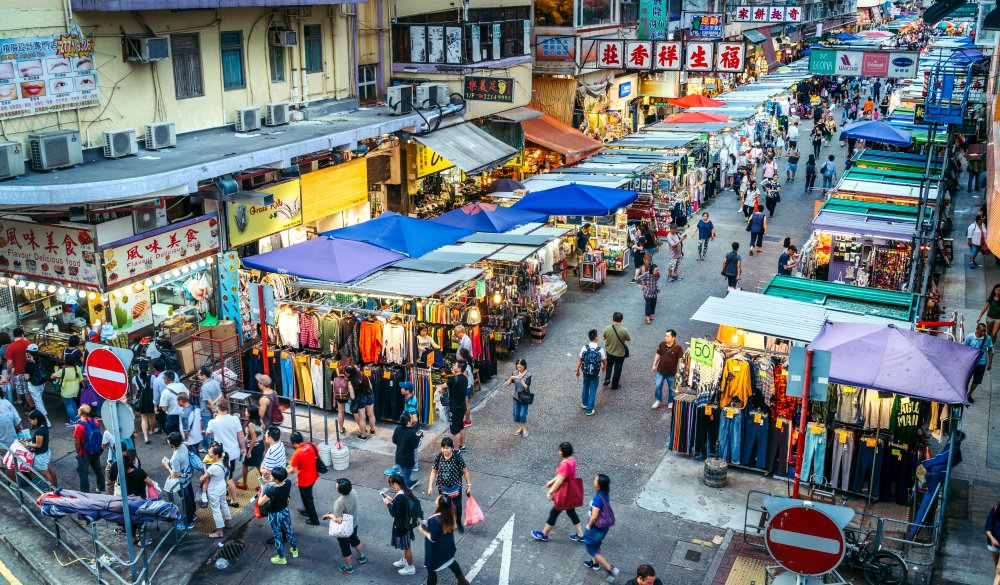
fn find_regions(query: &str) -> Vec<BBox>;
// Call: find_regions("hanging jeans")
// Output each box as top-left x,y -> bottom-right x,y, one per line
694,406 -> 720,459
741,412 -> 769,469
280,353 -> 295,398
830,429 -> 855,491
800,424 -> 828,484
852,439 -> 882,496
718,408 -> 743,464
766,418 -> 791,476
881,443 -> 914,505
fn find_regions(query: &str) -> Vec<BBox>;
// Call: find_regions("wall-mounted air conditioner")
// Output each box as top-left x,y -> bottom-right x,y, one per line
387,85 -> 413,115
28,130 -> 82,171
414,83 -> 449,108
269,29 -> 297,47
339,4 -> 357,16
144,121 -> 176,150
235,107 -> 261,132
125,36 -> 170,62
103,129 -> 139,159
265,102 -> 290,126
0,142 -> 25,180
133,204 -> 169,233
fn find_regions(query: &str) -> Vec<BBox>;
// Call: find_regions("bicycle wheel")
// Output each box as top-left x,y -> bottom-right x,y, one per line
862,551 -> 908,585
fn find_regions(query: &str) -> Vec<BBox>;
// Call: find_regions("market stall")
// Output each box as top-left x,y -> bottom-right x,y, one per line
850,149 -> 943,174
520,109 -> 605,170
760,275 -> 919,323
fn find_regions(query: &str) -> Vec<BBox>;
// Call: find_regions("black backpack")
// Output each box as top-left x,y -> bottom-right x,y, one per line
580,345 -> 602,377
404,495 -> 423,531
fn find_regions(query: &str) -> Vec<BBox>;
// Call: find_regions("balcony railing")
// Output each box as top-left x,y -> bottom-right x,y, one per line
392,19 -> 530,66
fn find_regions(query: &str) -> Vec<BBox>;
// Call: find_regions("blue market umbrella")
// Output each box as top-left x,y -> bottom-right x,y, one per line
842,120 -> 913,147
834,32 -> 860,40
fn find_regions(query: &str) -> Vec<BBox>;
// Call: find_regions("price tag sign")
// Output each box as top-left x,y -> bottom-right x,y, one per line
754,413 -> 762,424
691,338 -> 715,366
704,405 -> 713,415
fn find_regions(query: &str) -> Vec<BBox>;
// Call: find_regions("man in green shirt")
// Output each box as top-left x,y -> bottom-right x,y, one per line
602,312 -> 631,390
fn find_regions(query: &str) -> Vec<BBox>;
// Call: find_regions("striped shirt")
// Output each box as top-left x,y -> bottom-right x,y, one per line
262,442 -> 287,472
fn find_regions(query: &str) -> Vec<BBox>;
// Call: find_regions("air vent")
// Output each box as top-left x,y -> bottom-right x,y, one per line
125,36 -> 170,62
265,102 -> 290,126
144,121 -> 176,150
0,142 -> 25,180
269,29 -> 297,47
387,85 -> 413,115
28,130 -> 82,171
102,129 -> 138,159
235,107 -> 261,132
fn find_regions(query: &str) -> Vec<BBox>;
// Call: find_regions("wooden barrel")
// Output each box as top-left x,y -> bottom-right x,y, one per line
703,457 -> 728,488
530,324 -> 547,344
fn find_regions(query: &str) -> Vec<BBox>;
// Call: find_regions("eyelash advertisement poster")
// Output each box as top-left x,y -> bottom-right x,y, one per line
0,32 -> 99,120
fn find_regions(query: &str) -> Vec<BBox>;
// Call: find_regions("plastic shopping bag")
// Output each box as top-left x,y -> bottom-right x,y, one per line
464,495 -> 484,527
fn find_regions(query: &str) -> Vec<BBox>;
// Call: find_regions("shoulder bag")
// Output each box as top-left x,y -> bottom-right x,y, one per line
328,513 -> 355,538
552,469 -> 584,511
611,325 -> 630,358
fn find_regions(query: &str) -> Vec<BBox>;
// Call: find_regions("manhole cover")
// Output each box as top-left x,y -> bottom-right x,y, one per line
212,541 -> 247,565
685,550 -> 702,563
670,541 -> 709,570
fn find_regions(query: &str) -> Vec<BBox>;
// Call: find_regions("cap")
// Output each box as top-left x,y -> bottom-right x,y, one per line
27,343 -> 38,352
254,373 -> 272,387
400,382 -> 414,391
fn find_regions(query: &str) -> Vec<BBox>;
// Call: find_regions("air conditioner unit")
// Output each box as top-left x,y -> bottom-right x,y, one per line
269,29 -> 297,47
414,83 -> 450,108
387,85 -> 413,115
144,121 -> 176,150
235,107 -> 261,132
133,203 -> 169,233
284,7 -> 312,17
125,36 -> 170,62
0,142 -> 25,180
339,4 -> 358,16
28,130 -> 82,171
103,129 -> 138,159
265,102 -> 290,126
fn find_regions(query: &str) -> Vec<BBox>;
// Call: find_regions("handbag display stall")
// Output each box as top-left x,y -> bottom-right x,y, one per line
328,513 -> 355,538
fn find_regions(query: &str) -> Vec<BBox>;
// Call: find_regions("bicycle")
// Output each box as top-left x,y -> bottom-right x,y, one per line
842,524 -> 908,585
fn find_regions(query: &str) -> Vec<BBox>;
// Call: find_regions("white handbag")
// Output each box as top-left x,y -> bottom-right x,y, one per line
328,513 -> 355,538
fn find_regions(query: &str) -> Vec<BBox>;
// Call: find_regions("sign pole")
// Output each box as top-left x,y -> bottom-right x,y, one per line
791,348 -> 813,499
258,285 -> 269,377
110,404 -> 137,580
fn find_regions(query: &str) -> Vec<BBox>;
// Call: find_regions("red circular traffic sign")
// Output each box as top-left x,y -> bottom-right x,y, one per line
765,506 -> 845,576
85,348 -> 128,401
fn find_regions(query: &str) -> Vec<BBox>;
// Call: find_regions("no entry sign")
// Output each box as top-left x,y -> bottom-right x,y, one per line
85,348 -> 129,401
765,506 -> 845,576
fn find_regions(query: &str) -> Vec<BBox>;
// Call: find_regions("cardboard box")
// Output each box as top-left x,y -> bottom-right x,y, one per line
195,321 -> 240,355
175,341 -> 196,375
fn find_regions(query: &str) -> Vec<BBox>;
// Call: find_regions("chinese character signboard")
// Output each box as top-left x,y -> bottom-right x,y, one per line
689,14 -> 723,39
653,41 -> 682,70
0,219 -> 99,289
808,49 -> 919,78
625,41 -> 653,69
410,143 -> 455,178
0,33 -> 99,120
716,43 -> 747,72
785,6 -> 802,21
102,213 -> 221,290
463,76 -> 514,102
597,40 -> 624,69
226,179 -> 303,247
639,0 -> 669,40
734,6 -> 801,22
536,36 -> 574,61
685,42 -> 714,72
751,6 -> 769,22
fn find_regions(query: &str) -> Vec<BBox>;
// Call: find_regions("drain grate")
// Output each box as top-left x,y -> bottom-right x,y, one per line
211,541 -> 247,565
685,549 -> 702,563
669,541 -> 710,570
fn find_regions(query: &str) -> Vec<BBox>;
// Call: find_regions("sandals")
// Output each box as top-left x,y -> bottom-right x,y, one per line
209,531 -> 224,538
234,482 -> 248,490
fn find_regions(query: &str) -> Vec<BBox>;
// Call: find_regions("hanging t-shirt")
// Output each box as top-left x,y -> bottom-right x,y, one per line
863,389 -> 894,429
720,357 -> 752,408
889,396 -> 924,447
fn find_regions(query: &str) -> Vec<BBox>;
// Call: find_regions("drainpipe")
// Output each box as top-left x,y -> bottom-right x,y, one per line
299,18 -> 310,105
351,13 -> 360,99
289,22 -> 300,106
376,0 -> 385,95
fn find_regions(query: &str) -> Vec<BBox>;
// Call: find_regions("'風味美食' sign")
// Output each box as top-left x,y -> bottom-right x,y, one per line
101,213 -> 221,289
0,219 -> 99,289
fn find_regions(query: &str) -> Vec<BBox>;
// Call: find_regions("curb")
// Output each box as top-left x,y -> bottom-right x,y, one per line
702,528 -> 734,585
0,508 -> 85,585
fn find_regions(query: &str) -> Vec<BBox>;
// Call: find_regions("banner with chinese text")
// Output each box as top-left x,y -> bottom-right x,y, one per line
639,0 -> 669,40
601,40 -> 746,72
101,213 -> 221,290
733,6 -> 802,22
689,14 -> 724,39
463,76 -> 515,102
0,32 -> 99,120
226,180 -> 302,247
0,219 -> 99,289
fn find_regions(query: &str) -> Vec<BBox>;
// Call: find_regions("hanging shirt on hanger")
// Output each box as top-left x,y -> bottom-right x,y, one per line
276,308 -> 300,348
720,357 -> 752,408
863,389 -> 894,429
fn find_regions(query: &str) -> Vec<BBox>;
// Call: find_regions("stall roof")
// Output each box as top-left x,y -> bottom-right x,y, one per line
835,180 -> 937,201
346,267 -> 484,298
691,291 -> 912,343
522,111 -> 605,161
811,209 -> 918,240
559,163 -> 647,174
491,106 -> 545,122
513,182 -> 638,216
819,197 -> 933,222
504,224 -> 571,237
597,150 -> 687,162
460,232 -> 554,246
642,122 -> 731,133
241,237 -> 405,283
322,211 -> 473,257
412,122 -> 519,175
684,107 -> 758,120
607,134 -> 701,149
761,275 -> 918,322
743,29 -> 768,44
418,242 -> 504,265
488,244 -> 542,263
521,174 -> 631,193
390,258 -> 468,273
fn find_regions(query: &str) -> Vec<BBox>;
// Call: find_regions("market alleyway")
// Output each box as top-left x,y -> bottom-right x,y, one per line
181,116 -> 842,585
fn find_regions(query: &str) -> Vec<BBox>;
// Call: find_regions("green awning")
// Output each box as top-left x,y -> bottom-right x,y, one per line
818,197 -> 933,224
743,29 -> 767,44
761,275 -> 918,322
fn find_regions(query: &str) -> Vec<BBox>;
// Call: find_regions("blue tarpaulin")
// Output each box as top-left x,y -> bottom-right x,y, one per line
322,211 -> 473,257
241,237 -> 405,283
834,32 -> 860,40
842,120 -> 913,147
431,202 -> 547,233
512,183 -> 638,217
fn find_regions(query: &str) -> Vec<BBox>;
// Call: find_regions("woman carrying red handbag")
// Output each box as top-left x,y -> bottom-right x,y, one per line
530,442 -> 585,543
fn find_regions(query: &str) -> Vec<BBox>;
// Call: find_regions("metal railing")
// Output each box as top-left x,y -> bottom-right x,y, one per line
0,451 -> 184,585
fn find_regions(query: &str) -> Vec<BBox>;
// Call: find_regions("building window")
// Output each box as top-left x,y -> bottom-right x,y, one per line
269,44 -> 285,83
535,0 -> 573,26
620,0 -> 639,24
358,64 -> 377,101
304,24 -> 323,73
220,31 -> 245,90
170,34 -> 203,99
578,0 -> 612,26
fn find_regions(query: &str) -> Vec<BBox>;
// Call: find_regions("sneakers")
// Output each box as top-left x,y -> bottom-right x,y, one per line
412,466 -> 419,473
515,429 -> 522,436
569,534 -> 585,543
393,558 -> 408,568
584,560 -> 601,571
290,547 -> 299,558
586,410 -> 595,416
651,400 -> 661,409
398,565 -> 416,575
607,567 -> 620,582
409,480 -> 421,490
270,556 -> 287,565
580,403 -> 587,410
339,563 -> 355,574
357,553 -> 368,565
457,446 -> 467,454
384,466 -> 400,476
530,530 -> 550,542
522,430 -> 529,438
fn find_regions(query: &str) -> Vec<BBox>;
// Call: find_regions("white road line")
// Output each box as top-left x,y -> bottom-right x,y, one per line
768,528 -> 841,554
87,366 -> 126,383
466,513 -> 515,584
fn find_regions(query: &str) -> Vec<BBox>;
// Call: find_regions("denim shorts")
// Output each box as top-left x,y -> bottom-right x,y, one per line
32,450 -> 51,471
357,393 -> 374,407
583,526 -> 608,557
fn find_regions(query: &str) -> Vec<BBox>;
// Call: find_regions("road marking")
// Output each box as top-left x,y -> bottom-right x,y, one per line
0,558 -> 23,585
87,366 -> 126,383
466,513 -> 514,585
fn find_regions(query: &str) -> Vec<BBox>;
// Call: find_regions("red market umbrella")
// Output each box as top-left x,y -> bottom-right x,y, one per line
664,112 -> 730,123
667,95 -> 727,108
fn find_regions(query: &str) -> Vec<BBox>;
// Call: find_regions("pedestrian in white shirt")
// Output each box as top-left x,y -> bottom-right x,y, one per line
205,402 -> 245,478
786,122 -> 799,148
968,215 -> 988,269
159,371 -> 185,435
261,426 -> 286,479
199,444 -> 231,538
178,393 -> 203,453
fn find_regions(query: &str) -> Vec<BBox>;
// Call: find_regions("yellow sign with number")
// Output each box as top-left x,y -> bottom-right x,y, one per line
691,338 -> 715,366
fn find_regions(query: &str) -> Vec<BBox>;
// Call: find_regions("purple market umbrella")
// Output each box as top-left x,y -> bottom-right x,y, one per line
808,322 -> 979,404
241,237 -> 405,283
842,120 -> 913,147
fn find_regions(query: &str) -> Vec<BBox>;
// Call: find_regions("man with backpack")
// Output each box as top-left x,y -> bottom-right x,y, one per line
287,431 -> 321,526
73,405 -> 106,493
576,330 -> 607,417
178,393 -> 203,454
159,371 -> 186,435
25,344 -> 49,422
821,155 -> 838,194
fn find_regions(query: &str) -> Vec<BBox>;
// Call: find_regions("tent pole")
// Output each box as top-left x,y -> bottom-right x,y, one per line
936,406 -> 960,552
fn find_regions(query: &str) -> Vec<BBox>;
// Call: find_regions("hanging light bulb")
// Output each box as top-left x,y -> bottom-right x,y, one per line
466,307 -> 482,325
16,280 -> 25,288
144,279 -> 153,287
101,294 -> 109,302
181,266 -> 190,274
47,285 -> 56,293
154,276 -> 162,284
172,270 -> 181,277
493,292 -> 503,305
198,260 -> 207,268
88,292 -> 97,300
26,282 -> 35,290
57,287 -> 66,295
77,290 -> 87,298
205,256 -> 214,264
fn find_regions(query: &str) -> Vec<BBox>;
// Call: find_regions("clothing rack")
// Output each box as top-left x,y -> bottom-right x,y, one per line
278,298 -> 416,320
